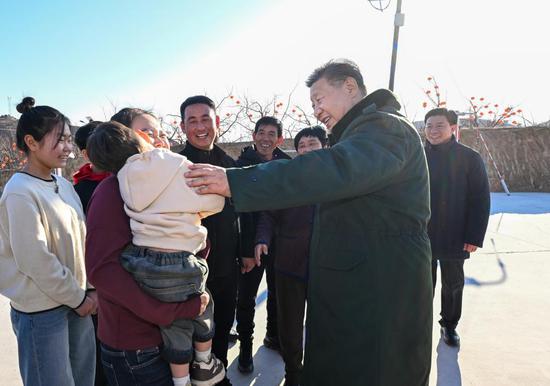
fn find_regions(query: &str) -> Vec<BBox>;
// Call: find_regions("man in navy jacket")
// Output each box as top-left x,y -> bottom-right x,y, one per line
424,108 -> 491,347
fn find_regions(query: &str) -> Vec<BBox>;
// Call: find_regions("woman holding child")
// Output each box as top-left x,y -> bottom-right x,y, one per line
85,119 -> 224,386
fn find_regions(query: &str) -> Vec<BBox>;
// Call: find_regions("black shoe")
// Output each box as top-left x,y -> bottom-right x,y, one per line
238,339 -> 254,373
441,327 -> 460,347
263,334 -> 280,351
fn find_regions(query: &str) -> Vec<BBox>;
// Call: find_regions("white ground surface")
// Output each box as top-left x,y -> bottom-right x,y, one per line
1,193 -> 549,385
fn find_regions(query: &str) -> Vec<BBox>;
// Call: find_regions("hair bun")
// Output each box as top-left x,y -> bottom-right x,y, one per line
16,96 -> 36,114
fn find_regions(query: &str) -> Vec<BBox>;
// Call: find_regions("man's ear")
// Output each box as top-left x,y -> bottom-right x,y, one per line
215,115 -> 221,128
81,149 -> 90,162
276,136 -> 284,146
344,77 -> 359,95
180,121 -> 187,135
24,134 -> 39,152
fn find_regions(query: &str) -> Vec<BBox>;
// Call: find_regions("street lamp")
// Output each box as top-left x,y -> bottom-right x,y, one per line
368,0 -> 405,91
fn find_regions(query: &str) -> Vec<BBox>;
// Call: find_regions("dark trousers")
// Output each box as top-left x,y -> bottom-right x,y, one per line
100,343 -> 172,386
236,254 -> 278,341
208,268 -> 238,368
432,259 -> 465,330
92,315 -> 108,386
276,272 -> 307,385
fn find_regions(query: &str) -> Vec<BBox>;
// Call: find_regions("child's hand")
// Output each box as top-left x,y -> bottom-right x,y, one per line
199,292 -> 210,315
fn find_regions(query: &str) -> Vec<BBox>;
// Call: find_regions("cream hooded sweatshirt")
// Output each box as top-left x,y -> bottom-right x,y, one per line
117,148 -> 225,254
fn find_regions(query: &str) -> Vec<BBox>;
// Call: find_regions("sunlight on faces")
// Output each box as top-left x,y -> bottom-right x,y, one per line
310,77 -> 362,132
134,130 -> 156,152
24,123 -> 73,169
131,114 -> 169,149
252,124 -> 283,160
181,104 -> 219,151
425,115 -> 455,145
297,136 -> 324,156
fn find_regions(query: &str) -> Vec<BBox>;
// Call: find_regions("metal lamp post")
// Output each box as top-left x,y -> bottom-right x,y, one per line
368,0 -> 405,91
388,0 -> 404,91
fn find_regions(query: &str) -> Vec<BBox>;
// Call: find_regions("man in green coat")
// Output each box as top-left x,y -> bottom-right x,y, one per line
186,59 -> 433,386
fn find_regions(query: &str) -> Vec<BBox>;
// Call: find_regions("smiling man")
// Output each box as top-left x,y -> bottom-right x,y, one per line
424,108 -> 490,348
185,59 -> 433,386
178,95 -> 240,386
234,116 -> 291,374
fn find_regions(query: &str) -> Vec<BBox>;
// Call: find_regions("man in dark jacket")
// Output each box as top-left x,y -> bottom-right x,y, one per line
179,95 -> 240,386
235,116 -> 291,373
254,126 -> 327,386
186,59 -> 433,386
424,108 -> 491,347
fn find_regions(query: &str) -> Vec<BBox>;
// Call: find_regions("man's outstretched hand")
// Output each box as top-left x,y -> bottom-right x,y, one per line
185,164 -> 232,197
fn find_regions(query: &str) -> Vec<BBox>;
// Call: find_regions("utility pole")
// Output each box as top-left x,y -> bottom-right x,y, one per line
388,0 -> 404,91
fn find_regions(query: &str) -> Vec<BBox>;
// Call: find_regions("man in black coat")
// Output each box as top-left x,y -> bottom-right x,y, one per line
424,108 -> 491,347
234,116 -> 291,373
179,95 -> 240,386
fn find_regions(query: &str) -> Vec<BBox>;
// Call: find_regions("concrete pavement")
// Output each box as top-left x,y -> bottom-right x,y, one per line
1,193 -> 549,385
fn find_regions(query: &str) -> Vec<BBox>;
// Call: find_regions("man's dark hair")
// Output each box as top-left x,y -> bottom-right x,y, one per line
424,108 -> 458,125
254,116 -> 283,137
179,95 -> 216,120
74,121 -> 102,150
306,59 -> 367,96
86,121 -> 142,173
293,125 -> 328,150
111,107 -> 155,128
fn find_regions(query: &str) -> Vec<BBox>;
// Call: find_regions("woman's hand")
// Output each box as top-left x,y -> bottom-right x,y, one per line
199,292 -> 210,316
75,295 -> 97,317
87,290 -> 98,315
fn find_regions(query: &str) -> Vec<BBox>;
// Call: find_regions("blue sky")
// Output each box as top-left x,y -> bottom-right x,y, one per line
0,0 -> 264,119
1,0 -> 549,127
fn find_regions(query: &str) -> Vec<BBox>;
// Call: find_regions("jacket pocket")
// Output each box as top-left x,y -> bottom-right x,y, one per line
317,249 -> 366,271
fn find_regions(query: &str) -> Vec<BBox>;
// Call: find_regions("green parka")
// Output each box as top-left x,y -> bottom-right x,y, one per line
227,89 -> 433,386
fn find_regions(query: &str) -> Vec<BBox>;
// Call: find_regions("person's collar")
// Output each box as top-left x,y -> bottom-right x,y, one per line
272,147 -> 291,159
185,140 -> 217,155
330,89 -> 401,145
72,163 -> 110,184
249,145 -> 289,162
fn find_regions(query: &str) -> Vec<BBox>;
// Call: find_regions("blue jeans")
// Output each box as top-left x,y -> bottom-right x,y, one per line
120,244 -> 208,302
100,343 -> 174,386
10,305 -> 96,386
